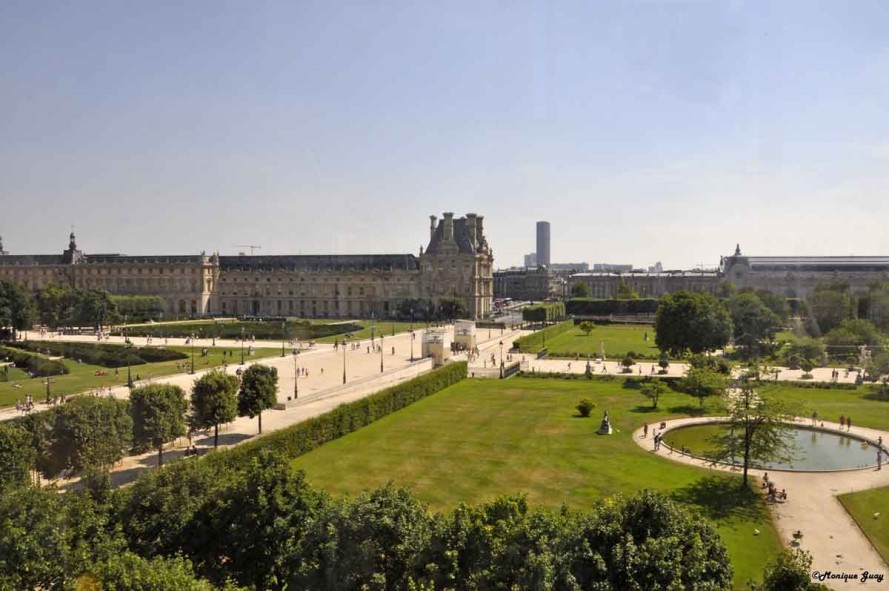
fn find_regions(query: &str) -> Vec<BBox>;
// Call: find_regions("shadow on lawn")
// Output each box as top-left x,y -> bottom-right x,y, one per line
671,475 -> 764,521
667,404 -> 707,417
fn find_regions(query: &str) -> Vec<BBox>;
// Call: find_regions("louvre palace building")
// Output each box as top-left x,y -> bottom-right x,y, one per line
566,244 -> 889,300
0,212 -> 495,320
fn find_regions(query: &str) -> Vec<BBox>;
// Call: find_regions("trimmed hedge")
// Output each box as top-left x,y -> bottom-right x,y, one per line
512,320 -> 574,353
0,346 -> 69,377
204,361 -> 468,471
11,341 -> 186,368
567,298 -> 659,316
522,302 -> 565,322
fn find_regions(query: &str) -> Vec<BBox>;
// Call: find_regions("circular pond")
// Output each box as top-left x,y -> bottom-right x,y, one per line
663,423 -> 882,471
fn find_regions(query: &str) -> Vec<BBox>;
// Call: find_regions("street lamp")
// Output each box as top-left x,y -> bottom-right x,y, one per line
190,333 -> 195,374
342,338 -> 348,384
44,377 -> 54,404
410,330 -> 415,362
371,312 -> 375,346
240,326 -> 245,365
281,321 -> 286,357
499,340 -> 504,378
380,334 -> 384,373
292,349 -> 299,399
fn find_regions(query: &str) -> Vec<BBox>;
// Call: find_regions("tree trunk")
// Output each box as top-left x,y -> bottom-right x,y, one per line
742,432 -> 751,486
214,424 -> 219,449
258,412 -> 263,434
158,444 -> 163,467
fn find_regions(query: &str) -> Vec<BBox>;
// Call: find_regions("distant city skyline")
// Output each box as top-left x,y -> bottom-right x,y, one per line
3,2 -> 889,269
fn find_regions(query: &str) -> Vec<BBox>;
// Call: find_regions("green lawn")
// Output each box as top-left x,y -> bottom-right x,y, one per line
0,345 -> 280,407
292,377 -> 781,588
544,324 -> 660,359
758,383 -> 889,431
838,486 -> 889,564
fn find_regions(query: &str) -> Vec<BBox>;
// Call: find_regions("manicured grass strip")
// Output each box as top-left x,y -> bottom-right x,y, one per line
838,486 -> 889,564
513,320 -> 574,352
543,323 -> 660,359
292,377 -> 782,589
313,321 -> 416,343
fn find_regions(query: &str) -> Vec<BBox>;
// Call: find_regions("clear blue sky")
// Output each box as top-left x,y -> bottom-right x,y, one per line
2,1 -> 889,269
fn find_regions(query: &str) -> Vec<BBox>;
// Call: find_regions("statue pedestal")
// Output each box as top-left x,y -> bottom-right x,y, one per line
597,416 -> 613,435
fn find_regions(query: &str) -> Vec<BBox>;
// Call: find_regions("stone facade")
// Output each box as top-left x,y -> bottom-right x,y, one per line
720,245 -> 889,298
0,214 -> 494,320
569,271 -> 719,299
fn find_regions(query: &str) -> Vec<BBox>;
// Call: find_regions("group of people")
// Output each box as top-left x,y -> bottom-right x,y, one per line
762,473 -> 788,502
643,422 -> 669,451
184,445 -> 203,457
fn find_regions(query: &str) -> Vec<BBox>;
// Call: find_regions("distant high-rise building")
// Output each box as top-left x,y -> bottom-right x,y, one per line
524,253 -> 537,268
536,221 -> 551,267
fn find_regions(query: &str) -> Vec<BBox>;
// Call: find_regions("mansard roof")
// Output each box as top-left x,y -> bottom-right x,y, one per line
426,216 -> 482,255
730,255 -> 889,273
218,254 -> 420,272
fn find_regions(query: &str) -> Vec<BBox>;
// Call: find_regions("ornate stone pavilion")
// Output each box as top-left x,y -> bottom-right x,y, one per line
0,212 -> 495,319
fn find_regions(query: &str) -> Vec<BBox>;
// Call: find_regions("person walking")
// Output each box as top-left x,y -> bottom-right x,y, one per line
643,422 -> 649,438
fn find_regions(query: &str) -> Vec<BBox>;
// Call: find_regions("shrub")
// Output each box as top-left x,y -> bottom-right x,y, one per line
522,302 -> 565,323
576,399 -> 595,417
12,341 -> 186,368
621,356 -> 635,373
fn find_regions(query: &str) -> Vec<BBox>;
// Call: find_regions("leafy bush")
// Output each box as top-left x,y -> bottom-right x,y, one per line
576,399 -> 595,417
0,346 -> 69,377
522,302 -> 565,322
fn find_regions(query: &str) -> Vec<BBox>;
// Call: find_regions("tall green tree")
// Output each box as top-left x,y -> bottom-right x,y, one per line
680,366 -> 727,408
641,379 -> 667,409
0,486 -> 73,590
0,279 -> 34,339
707,378 -> 801,487
807,280 -> 855,335
36,282 -> 79,330
655,291 -> 732,356
75,288 -> 119,330
0,423 -> 35,491
616,277 -> 640,299
438,296 -> 468,320
131,384 -> 188,466
571,281 -> 591,298
756,548 -> 829,591
86,552 -> 216,591
238,365 -> 278,434
727,292 -> 781,359
192,371 -> 239,448
42,397 -> 133,478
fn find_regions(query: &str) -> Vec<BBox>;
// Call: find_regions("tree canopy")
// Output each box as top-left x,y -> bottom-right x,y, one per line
238,365 -> 279,434
654,291 -> 732,356
192,370 -> 240,448
131,384 -> 188,466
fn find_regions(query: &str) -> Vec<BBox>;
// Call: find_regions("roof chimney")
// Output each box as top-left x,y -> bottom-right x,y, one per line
429,215 -> 437,241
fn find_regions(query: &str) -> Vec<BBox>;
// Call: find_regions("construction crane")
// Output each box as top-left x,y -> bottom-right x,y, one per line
233,244 -> 262,255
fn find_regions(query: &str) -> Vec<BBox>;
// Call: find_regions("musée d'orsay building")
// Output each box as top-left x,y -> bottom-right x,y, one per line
0,213 -> 495,320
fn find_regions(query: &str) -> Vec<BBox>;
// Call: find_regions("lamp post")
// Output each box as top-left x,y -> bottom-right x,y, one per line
499,340 -> 504,378
292,349 -> 299,399
239,326 -> 245,365
380,334 -> 384,373
410,330 -> 415,362
190,333 -> 195,374
44,377 -> 54,404
281,321 -> 286,357
371,312 -> 375,346
342,338 -> 348,384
